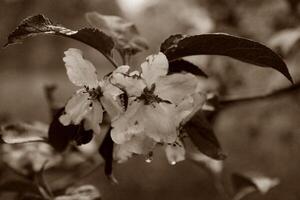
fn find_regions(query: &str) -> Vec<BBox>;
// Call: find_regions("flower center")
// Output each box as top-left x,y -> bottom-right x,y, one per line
84,85 -> 103,101
137,84 -> 171,105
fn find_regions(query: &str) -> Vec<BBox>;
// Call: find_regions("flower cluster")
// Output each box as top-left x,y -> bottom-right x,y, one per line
60,48 -> 207,164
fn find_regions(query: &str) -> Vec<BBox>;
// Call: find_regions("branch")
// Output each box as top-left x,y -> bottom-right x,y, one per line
219,82 -> 300,108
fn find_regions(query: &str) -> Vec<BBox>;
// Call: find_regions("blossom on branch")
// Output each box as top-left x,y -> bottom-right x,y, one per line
110,52 -> 207,163
59,48 -> 123,135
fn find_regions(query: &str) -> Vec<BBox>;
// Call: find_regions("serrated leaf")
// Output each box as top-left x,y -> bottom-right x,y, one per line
5,14 -> 114,64
184,111 -> 225,160
48,108 -> 93,152
0,122 -> 48,144
55,185 -> 101,200
98,127 -> 114,178
232,173 -> 280,200
161,33 -> 293,83
168,59 -> 208,77
86,12 -> 148,55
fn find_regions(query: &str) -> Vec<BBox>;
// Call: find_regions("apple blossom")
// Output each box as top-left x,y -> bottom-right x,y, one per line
110,52 -> 207,163
59,48 -> 124,135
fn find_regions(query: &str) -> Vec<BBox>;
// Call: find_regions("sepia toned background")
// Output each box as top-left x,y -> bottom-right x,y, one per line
1,0 -> 300,199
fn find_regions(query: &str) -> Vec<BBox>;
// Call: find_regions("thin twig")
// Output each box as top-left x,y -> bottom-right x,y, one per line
219,82 -> 300,108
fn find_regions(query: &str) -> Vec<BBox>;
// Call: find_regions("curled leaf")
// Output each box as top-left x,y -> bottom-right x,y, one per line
5,14 -> 115,67
161,33 -> 293,83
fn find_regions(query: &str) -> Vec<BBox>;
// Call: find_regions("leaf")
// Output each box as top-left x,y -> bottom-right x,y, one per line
98,127 -> 116,183
168,59 -> 208,78
5,14 -> 115,66
86,12 -> 148,55
48,108 -> 93,152
0,122 -> 48,144
54,185 -> 101,200
232,173 -> 280,200
161,33 -> 293,83
184,111 -> 226,160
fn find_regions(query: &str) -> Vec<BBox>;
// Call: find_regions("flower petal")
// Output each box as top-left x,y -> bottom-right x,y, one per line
143,103 -> 177,143
155,73 -> 199,105
111,101 -> 144,144
111,71 -> 145,97
59,90 -> 90,126
141,52 -> 169,87
84,100 -> 103,134
63,48 -> 98,88
165,141 -> 186,165
114,65 -> 130,74
100,95 -> 124,121
99,80 -> 125,120
114,134 -> 155,163
177,92 -> 206,125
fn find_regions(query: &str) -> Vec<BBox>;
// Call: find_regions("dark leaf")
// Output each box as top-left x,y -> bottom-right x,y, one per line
98,127 -> 114,177
160,34 -> 186,53
184,111 -> 225,160
0,122 -> 48,144
168,59 -> 208,77
86,12 -> 148,55
161,33 -> 293,83
5,14 -> 115,65
48,108 -> 93,152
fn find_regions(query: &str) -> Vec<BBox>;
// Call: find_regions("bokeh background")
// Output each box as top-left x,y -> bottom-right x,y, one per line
1,0 -> 300,199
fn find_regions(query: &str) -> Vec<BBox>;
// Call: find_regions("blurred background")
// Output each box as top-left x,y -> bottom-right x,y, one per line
1,0 -> 300,199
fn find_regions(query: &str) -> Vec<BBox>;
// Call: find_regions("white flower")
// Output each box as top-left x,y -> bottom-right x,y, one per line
111,52 -> 207,162
59,48 -> 123,134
